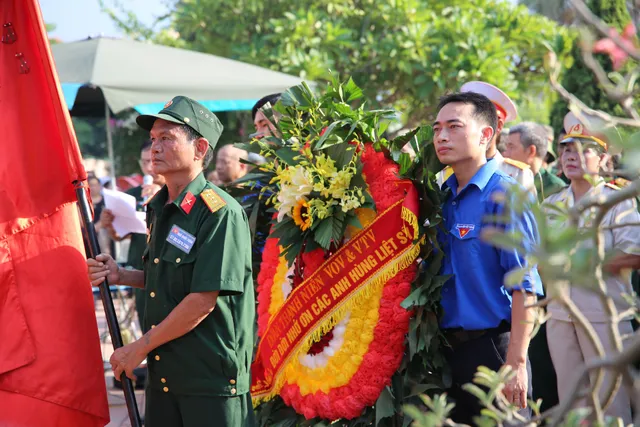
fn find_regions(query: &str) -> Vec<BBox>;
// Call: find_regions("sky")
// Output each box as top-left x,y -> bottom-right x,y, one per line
39,0 -> 169,42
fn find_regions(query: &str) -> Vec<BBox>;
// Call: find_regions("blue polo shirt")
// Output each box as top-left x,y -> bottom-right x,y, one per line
439,160 -> 543,330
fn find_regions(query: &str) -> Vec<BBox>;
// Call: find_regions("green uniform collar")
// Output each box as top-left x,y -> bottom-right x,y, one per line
149,172 -> 208,215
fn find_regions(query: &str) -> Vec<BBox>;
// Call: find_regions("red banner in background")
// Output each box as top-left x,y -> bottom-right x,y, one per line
0,1 -> 109,425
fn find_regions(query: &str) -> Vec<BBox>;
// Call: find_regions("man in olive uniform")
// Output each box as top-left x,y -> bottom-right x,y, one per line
504,122 -> 567,203
88,96 -> 256,427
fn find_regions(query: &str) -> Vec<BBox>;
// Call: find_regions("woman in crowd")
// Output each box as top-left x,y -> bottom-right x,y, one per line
543,113 -> 639,424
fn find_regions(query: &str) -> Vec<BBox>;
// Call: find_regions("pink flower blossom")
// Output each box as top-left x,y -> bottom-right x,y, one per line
593,23 -> 637,70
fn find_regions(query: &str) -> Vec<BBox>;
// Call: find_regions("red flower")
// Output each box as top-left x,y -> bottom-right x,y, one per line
593,23 -> 637,70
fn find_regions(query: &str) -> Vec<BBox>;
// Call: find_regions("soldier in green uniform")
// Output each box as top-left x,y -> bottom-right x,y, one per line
88,96 -> 256,426
504,122 -> 567,203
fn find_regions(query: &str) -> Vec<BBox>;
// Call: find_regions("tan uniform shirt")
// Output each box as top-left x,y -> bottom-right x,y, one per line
543,182 -> 640,322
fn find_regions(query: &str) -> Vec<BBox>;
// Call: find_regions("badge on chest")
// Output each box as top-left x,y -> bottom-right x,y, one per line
455,223 -> 475,238
166,225 -> 196,254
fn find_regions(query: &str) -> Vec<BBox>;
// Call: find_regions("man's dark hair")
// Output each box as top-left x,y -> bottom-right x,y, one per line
140,139 -> 152,152
436,92 -> 498,135
180,124 -> 214,169
251,93 -> 281,120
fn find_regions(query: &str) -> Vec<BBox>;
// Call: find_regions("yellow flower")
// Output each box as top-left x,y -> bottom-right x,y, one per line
315,154 -> 337,177
339,191 -> 362,212
309,198 -> 333,220
329,169 -> 353,199
293,198 -> 313,231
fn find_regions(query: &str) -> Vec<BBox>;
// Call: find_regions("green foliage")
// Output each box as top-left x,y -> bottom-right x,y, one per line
46,23 -> 60,44
101,0 -> 573,128
549,0 -> 634,134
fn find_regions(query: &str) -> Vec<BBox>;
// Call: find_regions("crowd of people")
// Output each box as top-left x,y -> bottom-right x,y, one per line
85,81 -> 639,426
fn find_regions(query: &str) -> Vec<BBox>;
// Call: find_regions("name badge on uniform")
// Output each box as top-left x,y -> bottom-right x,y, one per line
166,225 -> 196,254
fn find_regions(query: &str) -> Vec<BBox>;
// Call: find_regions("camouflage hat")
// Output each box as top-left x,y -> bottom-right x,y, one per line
136,96 -> 224,150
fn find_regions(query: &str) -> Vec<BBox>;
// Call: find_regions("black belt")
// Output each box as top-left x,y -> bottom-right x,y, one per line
443,322 -> 510,348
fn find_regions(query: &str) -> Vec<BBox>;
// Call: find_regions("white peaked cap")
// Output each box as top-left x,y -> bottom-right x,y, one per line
460,81 -> 518,123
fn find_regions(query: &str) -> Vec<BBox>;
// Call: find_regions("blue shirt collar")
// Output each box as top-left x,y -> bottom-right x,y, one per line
444,160 -> 498,195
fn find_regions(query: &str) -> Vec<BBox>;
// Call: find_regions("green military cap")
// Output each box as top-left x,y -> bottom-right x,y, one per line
545,139 -> 557,163
136,96 -> 224,150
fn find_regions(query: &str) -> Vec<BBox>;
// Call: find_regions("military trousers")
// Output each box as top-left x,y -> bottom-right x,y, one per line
145,388 -> 256,427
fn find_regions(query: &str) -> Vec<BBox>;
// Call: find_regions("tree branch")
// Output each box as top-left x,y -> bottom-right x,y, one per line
549,69 -> 640,127
569,179 -> 640,222
545,331 -> 640,426
579,40 -> 640,120
569,0 -> 640,62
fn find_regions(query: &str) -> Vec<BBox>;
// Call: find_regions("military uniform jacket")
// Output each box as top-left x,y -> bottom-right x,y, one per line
543,181 -> 640,322
491,151 -> 536,195
534,168 -> 567,204
143,172 -> 255,397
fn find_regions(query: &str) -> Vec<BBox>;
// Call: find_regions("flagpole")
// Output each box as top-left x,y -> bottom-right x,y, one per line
74,181 -> 142,427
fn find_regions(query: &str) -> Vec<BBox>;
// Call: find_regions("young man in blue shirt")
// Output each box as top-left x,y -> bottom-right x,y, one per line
432,92 -> 543,423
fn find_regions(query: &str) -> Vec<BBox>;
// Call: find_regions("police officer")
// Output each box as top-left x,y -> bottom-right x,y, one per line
437,82 -> 536,195
544,112 -> 638,425
88,96 -> 256,426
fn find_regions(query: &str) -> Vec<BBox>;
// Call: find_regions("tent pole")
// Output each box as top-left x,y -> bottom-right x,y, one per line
105,101 -> 117,189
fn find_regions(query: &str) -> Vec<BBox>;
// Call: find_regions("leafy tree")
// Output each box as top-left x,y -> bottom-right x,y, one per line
46,23 -> 61,44
101,0 -> 573,129
549,0 -> 634,133
519,0 -> 575,25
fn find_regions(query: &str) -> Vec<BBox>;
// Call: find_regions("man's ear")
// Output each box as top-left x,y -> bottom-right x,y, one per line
528,144 -> 537,159
195,138 -> 209,161
481,126 -> 494,146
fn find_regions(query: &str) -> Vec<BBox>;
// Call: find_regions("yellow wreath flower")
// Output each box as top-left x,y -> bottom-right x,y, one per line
292,198 -> 313,231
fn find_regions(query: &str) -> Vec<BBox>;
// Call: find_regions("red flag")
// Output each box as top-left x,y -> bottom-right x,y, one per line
0,1 -> 109,425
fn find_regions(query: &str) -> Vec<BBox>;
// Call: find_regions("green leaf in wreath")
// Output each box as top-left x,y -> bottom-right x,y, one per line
345,212 -> 363,231
275,147 -> 301,165
374,386 -> 395,425
398,152 -> 413,175
314,217 -> 334,250
342,77 -> 364,103
331,210 -> 346,243
325,143 -> 356,171
281,83 -> 315,109
314,121 -> 343,150
388,128 -> 420,152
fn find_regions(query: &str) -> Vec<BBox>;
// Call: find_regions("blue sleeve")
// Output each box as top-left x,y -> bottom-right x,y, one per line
496,189 -> 544,296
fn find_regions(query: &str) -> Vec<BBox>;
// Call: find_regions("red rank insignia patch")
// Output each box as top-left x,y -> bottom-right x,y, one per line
180,191 -> 196,214
455,223 -> 475,238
